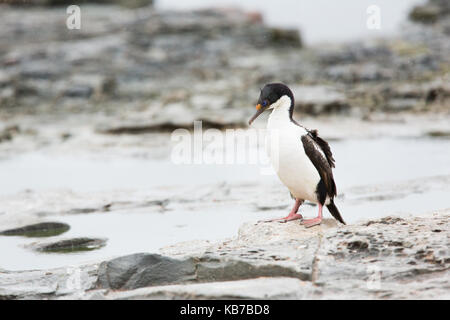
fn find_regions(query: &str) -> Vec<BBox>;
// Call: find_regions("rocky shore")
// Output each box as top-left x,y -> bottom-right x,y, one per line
0,0 -> 449,300
0,210 -> 448,299
1,1 -> 449,127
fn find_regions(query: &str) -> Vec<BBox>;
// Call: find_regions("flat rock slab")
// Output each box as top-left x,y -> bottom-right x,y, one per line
0,222 -> 70,238
93,213 -> 449,299
0,212 -> 448,299
0,264 -> 99,299
96,254 -> 198,290
27,237 -> 107,253
91,277 -> 311,300
237,218 -> 339,245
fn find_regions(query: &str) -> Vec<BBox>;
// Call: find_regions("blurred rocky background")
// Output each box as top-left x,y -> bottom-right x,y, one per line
0,0 -> 448,133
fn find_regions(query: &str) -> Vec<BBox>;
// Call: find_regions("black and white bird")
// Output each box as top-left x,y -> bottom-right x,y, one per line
249,83 -> 345,227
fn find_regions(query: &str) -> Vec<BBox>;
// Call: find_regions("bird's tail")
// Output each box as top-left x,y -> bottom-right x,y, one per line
327,200 -> 346,225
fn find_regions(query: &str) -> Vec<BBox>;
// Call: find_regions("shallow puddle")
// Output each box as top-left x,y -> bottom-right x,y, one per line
0,205 -> 278,271
1,137 -> 449,195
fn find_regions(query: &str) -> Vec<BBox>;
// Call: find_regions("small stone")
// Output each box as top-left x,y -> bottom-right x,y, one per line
28,237 -> 107,253
0,222 -> 70,238
347,240 -> 369,251
63,85 -> 93,99
409,5 -> 441,24
268,28 -> 302,48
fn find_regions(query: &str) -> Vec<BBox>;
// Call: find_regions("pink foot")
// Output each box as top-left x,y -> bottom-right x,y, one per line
302,203 -> 323,228
259,199 -> 304,223
302,217 -> 322,228
261,213 -> 303,223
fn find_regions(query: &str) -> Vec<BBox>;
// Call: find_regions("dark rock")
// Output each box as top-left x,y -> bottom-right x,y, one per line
196,257 -> 310,282
101,77 -> 117,96
63,85 -> 93,99
409,5 -> 442,24
268,28 -> 302,48
14,84 -> 39,97
347,240 -> 369,251
310,101 -> 351,115
96,253 -> 197,290
426,130 -> 450,138
0,125 -> 20,143
67,207 -> 98,214
97,119 -> 245,135
364,217 -> 405,226
0,222 -> 70,237
30,237 -> 107,253
425,85 -> 450,104
20,65 -> 57,80
96,252 -> 311,292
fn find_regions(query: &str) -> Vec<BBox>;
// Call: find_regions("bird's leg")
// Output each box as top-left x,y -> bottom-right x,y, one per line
260,199 -> 303,223
302,203 -> 323,228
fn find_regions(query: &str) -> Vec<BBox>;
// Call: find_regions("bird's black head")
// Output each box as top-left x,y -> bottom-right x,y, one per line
248,83 -> 295,125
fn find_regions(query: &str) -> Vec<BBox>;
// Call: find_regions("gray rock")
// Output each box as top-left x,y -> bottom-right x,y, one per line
268,28 -> 302,48
0,264 -> 98,299
155,213 -> 450,299
27,237 -> 107,253
0,125 -> 20,143
384,98 -> 420,112
0,222 -> 70,238
0,212 -> 448,299
63,85 -> 93,99
409,4 -> 442,24
93,277 -> 312,300
426,130 -> 450,138
96,253 -> 197,290
326,63 -> 393,83
290,85 -> 350,115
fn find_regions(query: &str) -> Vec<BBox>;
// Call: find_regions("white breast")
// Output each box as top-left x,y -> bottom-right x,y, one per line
265,96 -> 321,203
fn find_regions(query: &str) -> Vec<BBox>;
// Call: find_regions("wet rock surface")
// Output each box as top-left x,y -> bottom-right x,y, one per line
85,211 -> 450,299
0,264 -> 99,299
0,222 -> 70,238
96,253 -> 197,290
94,277 -> 311,299
1,211 -> 447,299
27,237 -> 107,253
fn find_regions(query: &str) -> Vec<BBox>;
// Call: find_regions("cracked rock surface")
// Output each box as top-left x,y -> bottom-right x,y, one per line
2,211 -> 447,299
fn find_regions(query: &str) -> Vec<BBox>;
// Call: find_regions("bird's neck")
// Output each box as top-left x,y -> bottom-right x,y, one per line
267,95 -> 294,128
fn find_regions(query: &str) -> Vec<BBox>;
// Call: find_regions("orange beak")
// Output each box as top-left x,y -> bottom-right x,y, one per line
248,104 -> 265,125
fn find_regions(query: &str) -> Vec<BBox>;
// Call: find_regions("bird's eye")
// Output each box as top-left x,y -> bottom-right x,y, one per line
262,101 -> 267,107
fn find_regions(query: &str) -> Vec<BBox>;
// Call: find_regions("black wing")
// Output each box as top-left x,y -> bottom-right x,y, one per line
301,129 -> 345,224
307,129 -> 335,168
301,131 -> 336,199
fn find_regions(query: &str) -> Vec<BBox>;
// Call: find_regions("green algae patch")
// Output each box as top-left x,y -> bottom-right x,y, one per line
0,222 -> 70,238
